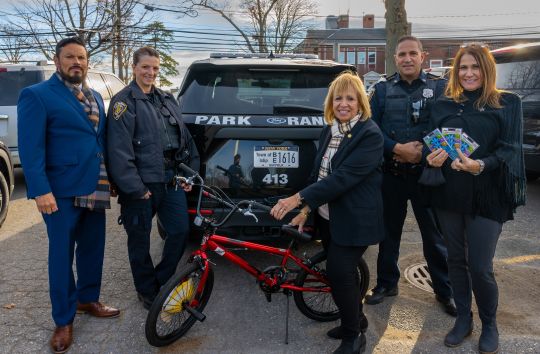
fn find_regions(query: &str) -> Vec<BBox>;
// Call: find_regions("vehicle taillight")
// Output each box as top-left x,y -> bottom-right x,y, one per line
0,68 -> 7,72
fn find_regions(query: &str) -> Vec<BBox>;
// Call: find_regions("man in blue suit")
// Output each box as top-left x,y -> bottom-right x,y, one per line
17,37 -> 119,354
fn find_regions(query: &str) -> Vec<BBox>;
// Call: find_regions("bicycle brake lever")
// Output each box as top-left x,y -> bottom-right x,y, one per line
243,210 -> 259,223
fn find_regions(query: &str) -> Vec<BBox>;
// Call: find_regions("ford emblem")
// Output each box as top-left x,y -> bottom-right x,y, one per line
267,117 -> 287,125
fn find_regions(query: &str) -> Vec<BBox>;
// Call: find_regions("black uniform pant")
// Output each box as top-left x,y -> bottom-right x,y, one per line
376,172 -> 452,298
318,216 -> 367,340
436,209 -> 502,324
119,181 -> 189,298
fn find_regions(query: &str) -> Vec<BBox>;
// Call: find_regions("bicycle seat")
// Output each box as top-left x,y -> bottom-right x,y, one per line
281,225 -> 312,243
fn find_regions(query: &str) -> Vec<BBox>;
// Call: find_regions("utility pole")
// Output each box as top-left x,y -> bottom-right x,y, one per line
384,0 -> 410,74
115,0 -> 124,81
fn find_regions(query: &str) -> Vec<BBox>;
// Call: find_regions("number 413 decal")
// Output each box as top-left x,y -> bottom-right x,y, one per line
262,174 -> 288,185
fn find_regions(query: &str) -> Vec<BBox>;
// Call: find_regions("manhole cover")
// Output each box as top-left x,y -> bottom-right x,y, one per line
404,262 -> 434,293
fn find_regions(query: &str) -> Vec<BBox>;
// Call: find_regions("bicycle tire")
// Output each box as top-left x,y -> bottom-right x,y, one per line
293,250 -> 370,322
145,262 -> 214,347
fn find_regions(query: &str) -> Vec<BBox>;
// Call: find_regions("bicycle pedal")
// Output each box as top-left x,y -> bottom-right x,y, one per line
185,305 -> 206,322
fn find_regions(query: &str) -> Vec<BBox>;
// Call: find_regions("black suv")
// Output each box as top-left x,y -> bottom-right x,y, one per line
177,53 -> 354,239
492,42 -> 540,180
0,139 -> 14,228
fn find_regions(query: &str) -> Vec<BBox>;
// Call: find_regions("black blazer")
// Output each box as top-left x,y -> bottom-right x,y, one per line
301,118 -> 384,247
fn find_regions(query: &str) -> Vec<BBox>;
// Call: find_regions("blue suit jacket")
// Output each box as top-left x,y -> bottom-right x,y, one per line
300,118 -> 385,247
17,74 -> 106,199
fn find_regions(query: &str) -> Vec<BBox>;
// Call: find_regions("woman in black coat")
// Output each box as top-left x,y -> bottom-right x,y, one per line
271,71 -> 384,354
425,43 -> 526,354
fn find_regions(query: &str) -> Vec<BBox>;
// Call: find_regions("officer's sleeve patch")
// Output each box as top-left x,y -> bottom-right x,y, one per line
113,101 -> 128,120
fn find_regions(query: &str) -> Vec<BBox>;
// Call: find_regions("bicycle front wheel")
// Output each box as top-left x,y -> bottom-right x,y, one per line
293,251 -> 370,322
145,262 -> 214,347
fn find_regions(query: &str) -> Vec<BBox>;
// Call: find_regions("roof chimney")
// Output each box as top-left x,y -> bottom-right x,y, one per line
363,14 -> 374,28
337,14 -> 349,29
326,15 -> 338,29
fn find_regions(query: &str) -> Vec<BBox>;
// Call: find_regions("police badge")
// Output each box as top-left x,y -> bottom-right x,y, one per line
423,88 -> 434,98
113,101 -> 128,120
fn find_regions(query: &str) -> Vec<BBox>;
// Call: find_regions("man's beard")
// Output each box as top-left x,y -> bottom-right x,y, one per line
58,67 -> 86,84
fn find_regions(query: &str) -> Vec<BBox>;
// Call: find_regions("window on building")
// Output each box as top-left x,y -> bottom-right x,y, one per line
368,48 -> 376,65
338,51 -> 345,63
430,59 -> 443,68
357,51 -> 366,65
347,50 -> 355,65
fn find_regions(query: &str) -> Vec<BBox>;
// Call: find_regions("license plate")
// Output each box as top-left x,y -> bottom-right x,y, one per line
254,146 -> 299,168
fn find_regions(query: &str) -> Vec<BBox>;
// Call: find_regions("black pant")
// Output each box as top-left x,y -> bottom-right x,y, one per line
376,172 -> 452,298
318,216 -> 368,340
119,181 -> 189,298
436,209 -> 502,324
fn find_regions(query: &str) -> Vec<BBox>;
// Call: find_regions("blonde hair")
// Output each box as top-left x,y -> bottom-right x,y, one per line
323,71 -> 372,125
445,42 -> 502,109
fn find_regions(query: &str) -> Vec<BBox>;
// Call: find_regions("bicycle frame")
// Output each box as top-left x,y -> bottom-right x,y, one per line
191,234 -> 330,295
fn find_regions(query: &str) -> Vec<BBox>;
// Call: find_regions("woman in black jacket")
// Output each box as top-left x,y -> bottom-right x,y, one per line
426,43 -> 526,354
271,71 -> 384,354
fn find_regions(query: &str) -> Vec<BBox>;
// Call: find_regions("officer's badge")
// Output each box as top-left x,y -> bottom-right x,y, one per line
113,101 -> 128,120
423,89 -> 434,98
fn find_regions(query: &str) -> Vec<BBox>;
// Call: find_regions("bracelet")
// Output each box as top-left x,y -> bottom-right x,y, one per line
471,159 -> 485,176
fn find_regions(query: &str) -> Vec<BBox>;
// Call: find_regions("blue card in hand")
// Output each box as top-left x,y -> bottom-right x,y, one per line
423,128 -> 459,160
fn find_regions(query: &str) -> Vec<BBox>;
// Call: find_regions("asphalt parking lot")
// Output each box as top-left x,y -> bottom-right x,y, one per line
0,168 -> 539,353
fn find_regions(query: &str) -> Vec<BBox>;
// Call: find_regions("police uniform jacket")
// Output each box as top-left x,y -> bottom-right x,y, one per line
107,81 -> 200,199
370,71 -> 446,160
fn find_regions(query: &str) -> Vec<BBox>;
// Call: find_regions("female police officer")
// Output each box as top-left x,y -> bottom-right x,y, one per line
107,47 -> 199,309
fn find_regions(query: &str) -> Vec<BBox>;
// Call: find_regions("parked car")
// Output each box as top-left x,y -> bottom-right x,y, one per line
492,42 -> 540,180
0,138 -> 14,228
0,61 -> 125,166
175,52 -> 354,239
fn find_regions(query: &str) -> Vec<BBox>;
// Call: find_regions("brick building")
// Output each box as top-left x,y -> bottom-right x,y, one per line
296,14 -> 539,85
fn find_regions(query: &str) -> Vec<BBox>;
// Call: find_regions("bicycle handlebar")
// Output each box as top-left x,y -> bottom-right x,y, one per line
178,163 -> 273,227
179,163 -> 198,177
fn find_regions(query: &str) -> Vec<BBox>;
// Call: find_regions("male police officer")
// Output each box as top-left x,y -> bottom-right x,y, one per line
366,36 -> 456,316
107,47 -> 199,309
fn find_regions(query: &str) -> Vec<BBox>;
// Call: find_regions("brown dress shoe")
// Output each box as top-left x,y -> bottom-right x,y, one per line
77,302 -> 120,318
50,324 -> 73,354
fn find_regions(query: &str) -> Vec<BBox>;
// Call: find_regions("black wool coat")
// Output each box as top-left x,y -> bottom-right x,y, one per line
301,118 -> 385,247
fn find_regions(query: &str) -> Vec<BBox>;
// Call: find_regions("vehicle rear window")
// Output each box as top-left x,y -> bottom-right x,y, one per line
180,67 -> 337,115
0,71 -> 43,105
205,139 -> 317,199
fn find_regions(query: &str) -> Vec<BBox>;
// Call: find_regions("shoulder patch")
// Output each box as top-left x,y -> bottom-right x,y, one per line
113,101 -> 128,120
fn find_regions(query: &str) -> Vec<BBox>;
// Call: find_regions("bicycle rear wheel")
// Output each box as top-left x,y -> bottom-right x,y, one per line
293,250 -> 370,322
145,262 -> 214,347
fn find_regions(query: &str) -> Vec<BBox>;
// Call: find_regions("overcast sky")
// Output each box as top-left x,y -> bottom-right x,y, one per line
2,0 -> 539,86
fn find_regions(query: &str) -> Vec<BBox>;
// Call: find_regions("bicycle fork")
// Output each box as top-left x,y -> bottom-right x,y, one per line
185,256 -> 211,323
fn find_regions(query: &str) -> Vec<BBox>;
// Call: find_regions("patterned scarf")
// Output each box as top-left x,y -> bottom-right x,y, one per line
57,73 -> 111,210
317,114 -> 362,219
57,73 -> 100,128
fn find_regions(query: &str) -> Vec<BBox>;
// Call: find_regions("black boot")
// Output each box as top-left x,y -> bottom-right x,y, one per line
327,313 -> 368,340
332,333 -> 366,354
444,312 -> 473,347
479,322 -> 499,354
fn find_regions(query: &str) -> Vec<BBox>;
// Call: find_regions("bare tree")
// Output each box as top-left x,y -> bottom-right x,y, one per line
179,0 -> 318,53
384,0 -> 410,74
271,0 -> 317,53
507,61 -> 540,99
10,0 -> 116,60
8,0 -> 149,80
0,25 -> 31,63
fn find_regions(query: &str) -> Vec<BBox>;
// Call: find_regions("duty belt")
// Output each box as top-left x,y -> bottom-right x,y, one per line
382,160 -> 423,176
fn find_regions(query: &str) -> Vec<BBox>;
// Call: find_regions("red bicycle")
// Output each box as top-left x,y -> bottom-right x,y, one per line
144,164 -> 370,347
